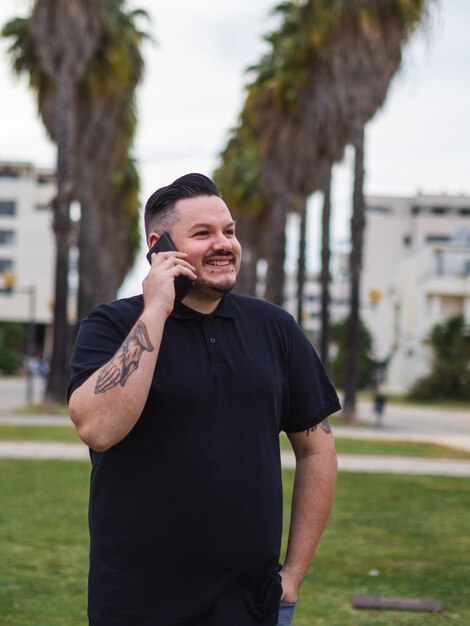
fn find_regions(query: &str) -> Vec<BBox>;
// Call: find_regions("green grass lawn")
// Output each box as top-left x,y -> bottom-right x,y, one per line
1,459 -> 469,625
15,403 -> 69,416
284,471 -> 470,626
0,423 -> 81,443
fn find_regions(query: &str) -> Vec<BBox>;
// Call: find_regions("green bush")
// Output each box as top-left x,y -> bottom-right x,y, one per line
329,317 -> 377,390
0,323 -> 26,375
408,314 -> 470,400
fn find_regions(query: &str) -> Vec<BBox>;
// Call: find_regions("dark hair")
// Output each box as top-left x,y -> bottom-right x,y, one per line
144,173 -> 222,236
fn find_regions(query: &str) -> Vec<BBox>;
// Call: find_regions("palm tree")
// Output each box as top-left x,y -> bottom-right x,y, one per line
296,195 -> 308,326
240,0 -> 433,421
242,1 -> 350,307
75,1 -> 146,320
319,159 -> 333,365
343,125 -> 365,416
2,0 -> 146,401
213,125 -> 267,296
329,0 -> 434,421
3,0 -> 106,402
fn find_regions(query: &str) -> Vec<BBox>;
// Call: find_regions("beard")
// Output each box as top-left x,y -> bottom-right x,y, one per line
188,251 -> 240,301
189,274 -> 236,301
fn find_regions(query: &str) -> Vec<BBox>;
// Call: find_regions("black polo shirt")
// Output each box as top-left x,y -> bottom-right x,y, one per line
68,292 -> 340,626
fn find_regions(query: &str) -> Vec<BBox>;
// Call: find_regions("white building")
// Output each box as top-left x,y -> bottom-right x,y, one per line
361,193 -> 470,392
283,193 -> 470,393
385,234 -> 470,392
0,161 -> 55,332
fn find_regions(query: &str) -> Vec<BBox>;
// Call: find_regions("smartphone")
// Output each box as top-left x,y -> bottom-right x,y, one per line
146,232 -> 195,306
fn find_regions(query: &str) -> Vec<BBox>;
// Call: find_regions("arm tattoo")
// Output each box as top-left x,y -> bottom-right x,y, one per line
95,321 -> 154,394
306,418 -> 332,437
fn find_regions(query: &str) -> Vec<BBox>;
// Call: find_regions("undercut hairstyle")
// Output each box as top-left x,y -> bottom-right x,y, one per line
144,173 -> 222,237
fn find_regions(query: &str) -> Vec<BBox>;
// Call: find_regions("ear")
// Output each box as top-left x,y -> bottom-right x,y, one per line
147,232 -> 160,249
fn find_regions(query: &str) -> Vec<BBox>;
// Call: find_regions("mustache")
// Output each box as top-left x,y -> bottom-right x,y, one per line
203,251 -> 235,263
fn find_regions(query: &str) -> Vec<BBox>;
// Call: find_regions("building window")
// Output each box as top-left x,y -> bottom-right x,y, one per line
0,259 -> 13,273
35,204 -> 51,211
0,201 -> 16,216
459,207 -> 470,216
411,205 -> 421,215
367,205 -> 391,214
37,174 -> 53,185
431,206 -> 448,215
0,169 -> 19,179
403,235 -> 412,247
426,235 -> 450,243
0,230 -> 15,245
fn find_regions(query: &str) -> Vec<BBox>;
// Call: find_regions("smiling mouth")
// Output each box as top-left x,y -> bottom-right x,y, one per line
207,259 -> 231,267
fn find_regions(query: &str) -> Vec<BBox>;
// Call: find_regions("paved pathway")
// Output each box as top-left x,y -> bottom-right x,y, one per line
333,425 -> 470,452
1,440 -> 470,477
354,399 -> 470,438
0,440 -> 88,461
0,376 -> 46,412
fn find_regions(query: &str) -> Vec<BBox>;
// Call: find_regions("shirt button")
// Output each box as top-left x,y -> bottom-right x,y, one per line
209,337 -> 216,343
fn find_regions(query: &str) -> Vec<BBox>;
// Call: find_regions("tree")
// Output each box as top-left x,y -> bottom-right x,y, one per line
246,0 -> 434,420
32,0 -> 106,402
329,0 -> 434,421
213,125 -> 267,296
319,160 -> 333,365
3,0 -> 145,400
296,195 -> 308,326
343,125 -> 366,418
329,317 -> 377,391
242,1 -> 350,306
74,0 -> 146,319
3,0 -> 106,402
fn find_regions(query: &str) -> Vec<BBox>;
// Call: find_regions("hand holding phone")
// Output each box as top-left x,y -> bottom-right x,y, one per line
146,233 -> 195,306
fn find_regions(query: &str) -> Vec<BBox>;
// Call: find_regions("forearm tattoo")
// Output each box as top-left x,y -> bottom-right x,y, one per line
95,321 -> 154,394
306,418 -> 332,437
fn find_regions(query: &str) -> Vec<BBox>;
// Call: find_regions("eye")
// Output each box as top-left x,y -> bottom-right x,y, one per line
194,230 -> 209,237
224,229 -> 235,237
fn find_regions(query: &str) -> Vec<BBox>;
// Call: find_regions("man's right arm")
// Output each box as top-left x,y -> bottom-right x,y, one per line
68,250 -> 196,452
68,308 -> 165,451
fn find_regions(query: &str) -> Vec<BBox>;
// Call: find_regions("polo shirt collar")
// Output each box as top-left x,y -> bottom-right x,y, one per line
170,293 -> 238,320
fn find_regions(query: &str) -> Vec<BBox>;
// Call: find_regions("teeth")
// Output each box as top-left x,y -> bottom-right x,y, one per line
208,260 -> 230,266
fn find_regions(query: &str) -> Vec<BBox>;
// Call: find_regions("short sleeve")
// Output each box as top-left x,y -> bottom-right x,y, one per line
67,301 -> 141,402
281,319 -> 341,433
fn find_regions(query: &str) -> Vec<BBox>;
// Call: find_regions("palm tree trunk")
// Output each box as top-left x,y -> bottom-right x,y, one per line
265,196 -> 288,306
342,125 -> 366,423
296,196 -> 307,326
45,62 -> 75,403
77,199 -> 102,322
234,216 -> 261,296
77,193 -> 126,322
320,161 -> 332,366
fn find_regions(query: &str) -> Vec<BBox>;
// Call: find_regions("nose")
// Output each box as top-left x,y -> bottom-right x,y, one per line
212,231 -> 233,251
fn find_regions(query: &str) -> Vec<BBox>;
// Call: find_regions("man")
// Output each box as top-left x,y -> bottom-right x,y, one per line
68,173 -> 340,626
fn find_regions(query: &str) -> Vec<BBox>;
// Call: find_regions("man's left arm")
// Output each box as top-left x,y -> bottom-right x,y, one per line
280,418 -> 338,602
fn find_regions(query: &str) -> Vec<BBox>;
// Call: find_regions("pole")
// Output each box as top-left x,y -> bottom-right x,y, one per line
25,285 -> 36,405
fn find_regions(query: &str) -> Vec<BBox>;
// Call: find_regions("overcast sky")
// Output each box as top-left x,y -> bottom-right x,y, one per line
1,0 -> 469,294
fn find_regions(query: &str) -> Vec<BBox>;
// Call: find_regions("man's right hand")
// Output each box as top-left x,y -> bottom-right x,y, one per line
143,251 -> 196,316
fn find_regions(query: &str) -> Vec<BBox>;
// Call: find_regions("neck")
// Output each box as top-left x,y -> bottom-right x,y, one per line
181,293 -> 222,314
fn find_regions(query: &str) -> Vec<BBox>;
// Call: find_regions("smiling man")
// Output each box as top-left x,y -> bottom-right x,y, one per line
68,173 -> 340,626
